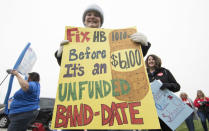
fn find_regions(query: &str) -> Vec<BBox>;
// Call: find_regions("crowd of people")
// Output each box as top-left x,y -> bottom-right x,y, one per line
54,4 -> 209,131
5,3 -> 209,131
179,90 -> 209,131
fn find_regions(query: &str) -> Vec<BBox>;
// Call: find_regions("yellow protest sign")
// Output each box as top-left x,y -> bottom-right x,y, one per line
51,26 -> 160,130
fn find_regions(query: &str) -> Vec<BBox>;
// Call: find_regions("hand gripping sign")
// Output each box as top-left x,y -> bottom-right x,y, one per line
150,80 -> 193,130
51,27 -> 160,130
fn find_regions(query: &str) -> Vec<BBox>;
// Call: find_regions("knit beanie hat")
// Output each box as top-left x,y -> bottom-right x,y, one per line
82,4 -> 104,27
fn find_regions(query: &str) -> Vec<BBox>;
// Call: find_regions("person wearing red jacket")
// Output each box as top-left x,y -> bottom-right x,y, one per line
194,90 -> 209,131
180,92 -> 196,131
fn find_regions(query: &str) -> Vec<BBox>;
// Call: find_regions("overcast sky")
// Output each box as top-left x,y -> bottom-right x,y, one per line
0,0 -> 209,103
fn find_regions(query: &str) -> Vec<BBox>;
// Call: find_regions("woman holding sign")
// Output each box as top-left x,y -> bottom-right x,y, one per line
54,3 -> 152,131
54,4 -> 151,66
145,54 -> 180,131
194,90 -> 209,131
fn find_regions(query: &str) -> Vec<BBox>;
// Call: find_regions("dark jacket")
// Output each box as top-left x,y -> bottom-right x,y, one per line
147,67 -> 180,92
55,42 -> 151,66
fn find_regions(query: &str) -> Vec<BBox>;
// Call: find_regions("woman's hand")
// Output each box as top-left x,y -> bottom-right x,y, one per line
57,40 -> 70,57
11,70 -> 19,76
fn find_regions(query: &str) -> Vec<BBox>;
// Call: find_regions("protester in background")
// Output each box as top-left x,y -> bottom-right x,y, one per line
194,90 -> 209,131
180,92 -> 197,131
7,70 -> 40,131
145,54 -> 180,131
54,4 -> 151,66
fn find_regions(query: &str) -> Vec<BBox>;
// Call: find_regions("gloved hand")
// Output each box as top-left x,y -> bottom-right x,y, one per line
130,32 -> 148,46
6,69 -> 18,76
160,83 -> 172,90
57,40 -> 69,57
6,69 -> 13,74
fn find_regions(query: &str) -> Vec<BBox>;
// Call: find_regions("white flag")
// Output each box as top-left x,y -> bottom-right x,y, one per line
17,47 -> 37,76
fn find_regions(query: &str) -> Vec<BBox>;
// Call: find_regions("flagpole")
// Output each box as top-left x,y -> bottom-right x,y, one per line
0,74 -> 9,86
4,43 -> 31,106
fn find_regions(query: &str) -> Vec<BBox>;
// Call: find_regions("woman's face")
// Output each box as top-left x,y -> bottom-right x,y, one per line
147,56 -> 156,68
180,94 -> 187,99
197,91 -> 203,98
84,11 -> 101,28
